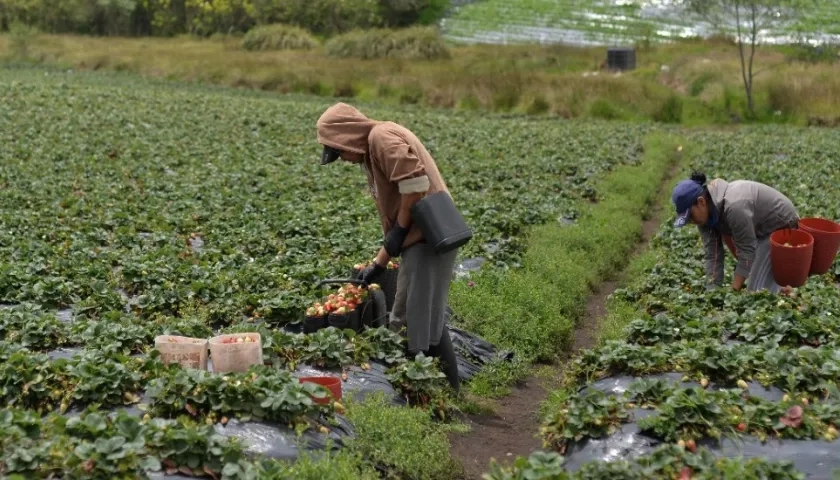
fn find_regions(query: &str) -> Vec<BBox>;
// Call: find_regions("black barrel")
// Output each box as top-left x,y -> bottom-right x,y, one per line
607,47 -> 636,71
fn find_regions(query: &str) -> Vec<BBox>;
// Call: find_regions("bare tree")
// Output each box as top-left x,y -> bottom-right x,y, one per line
684,0 -> 813,118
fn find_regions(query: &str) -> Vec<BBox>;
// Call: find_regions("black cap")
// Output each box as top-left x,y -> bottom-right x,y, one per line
320,146 -> 341,165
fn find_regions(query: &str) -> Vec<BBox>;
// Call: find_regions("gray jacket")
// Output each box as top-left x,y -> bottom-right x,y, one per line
699,179 -> 799,286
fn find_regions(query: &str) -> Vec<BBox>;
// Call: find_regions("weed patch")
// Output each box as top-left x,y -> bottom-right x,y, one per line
449,133 -> 682,375
345,393 -> 464,480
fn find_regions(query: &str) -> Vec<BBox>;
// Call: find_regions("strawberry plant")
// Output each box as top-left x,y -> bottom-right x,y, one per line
636,387 -> 738,442
63,426 -> 156,479
0,345 -> 60,411
143,416 -> 258,478
71,318 -> 155,355
543,382 -> 840,458
566,339 -> 840,395
61,351 -> 146,412
145,365 -> 329,424
154,315 -> 215,339
0,304 -> 70,351
361,327 -> 406,365
486,443 -> 807,479
263,330 -> 306,368
0,407 -> 260,478
541,390 -> 630,448
626,377 -> 677,405
386,354 -> 449,412
298,327 -> 357,369
625,312 -> 723,346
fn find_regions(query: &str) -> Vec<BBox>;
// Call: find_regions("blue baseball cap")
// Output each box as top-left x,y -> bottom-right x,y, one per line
671,179 -> 705,227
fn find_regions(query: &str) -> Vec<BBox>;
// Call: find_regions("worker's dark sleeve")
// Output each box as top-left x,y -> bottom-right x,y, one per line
699,225 -> 725,286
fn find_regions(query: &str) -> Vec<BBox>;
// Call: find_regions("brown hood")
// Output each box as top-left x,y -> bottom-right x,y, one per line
316,103 -> 380,155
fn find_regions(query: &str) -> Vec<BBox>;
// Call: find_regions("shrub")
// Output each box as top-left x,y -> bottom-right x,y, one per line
241,24 -> 319,51
588,99 -> 626,120
653,94 -> 684,123
785,43 -> 840,64
0,0 -> 385,37
8,22 -> 40,59
525,95 -> 551,115
324,26 -> 450,60
378,0 -> 451,27
270,0 -> 384,36
689,71 -> 718,97
766,79 -> 798,117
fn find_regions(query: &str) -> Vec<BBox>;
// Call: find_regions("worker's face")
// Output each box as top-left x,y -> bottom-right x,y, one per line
340,151 -> 364,163
688,195 -> 710,225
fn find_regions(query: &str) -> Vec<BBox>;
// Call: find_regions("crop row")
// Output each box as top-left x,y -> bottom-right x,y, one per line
525,230 -> 840,478
0,316 -> 450,415
0,302 -> 408,364
484,444 -> 808,480
0,68 -> 652,324
495,127 -> 840,478
0,406 -> 317,479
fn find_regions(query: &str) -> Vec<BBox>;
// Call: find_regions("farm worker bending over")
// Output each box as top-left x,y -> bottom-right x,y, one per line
672,171 -> 800,293
315,102 -> 460,393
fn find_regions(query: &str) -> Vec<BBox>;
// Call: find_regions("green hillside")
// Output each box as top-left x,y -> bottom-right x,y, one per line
441,0 -> 840,46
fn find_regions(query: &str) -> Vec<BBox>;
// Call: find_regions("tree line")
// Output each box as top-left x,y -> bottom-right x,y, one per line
0,0 -> 450,37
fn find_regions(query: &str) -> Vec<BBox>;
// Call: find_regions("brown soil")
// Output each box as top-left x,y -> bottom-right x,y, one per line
448,167 -> 677,480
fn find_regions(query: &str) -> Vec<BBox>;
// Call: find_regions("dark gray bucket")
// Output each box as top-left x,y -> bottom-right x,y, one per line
411,192 -> 473,254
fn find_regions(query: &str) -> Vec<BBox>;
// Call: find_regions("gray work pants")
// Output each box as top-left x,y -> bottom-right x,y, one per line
747,235 -> 781,293
389,242 -> 460,392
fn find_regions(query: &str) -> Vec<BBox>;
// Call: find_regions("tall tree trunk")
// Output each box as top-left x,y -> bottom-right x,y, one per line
747,2 -> 758,118
734,1 -> 753,119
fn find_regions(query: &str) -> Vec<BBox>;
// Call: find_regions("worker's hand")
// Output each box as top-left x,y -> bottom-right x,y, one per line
358,262 -> 385,286
731,273 -> 747,291
383,223 -> 410,258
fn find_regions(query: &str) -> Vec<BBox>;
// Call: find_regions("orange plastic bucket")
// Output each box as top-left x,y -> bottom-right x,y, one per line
798,217 -> 840,275
299,376 -> 342,404
770,229 -> 814,288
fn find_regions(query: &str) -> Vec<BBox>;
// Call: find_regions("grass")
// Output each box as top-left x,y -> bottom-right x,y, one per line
324,26 -> 451,60
594,214 -> 670,346
533,136 -> 688,426
449,132 -> 683,398
240,24 -> 320,52
459,356 -> 530,399
258,392 -> 466,479
2,32 -> 840,125
268,448 -> 381,479
344,393 -> 466,480
595,137 -> 702,346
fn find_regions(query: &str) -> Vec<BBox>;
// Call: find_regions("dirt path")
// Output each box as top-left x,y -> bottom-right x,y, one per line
449,168 -> 676,480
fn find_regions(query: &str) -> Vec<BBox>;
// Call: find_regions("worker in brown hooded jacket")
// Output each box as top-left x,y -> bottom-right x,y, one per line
315,102 -> 460,393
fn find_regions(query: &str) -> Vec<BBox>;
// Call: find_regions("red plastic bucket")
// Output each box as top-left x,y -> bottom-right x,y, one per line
798,217 -> 840,275
770,229 -> 814,288
299,376 -> 342,404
